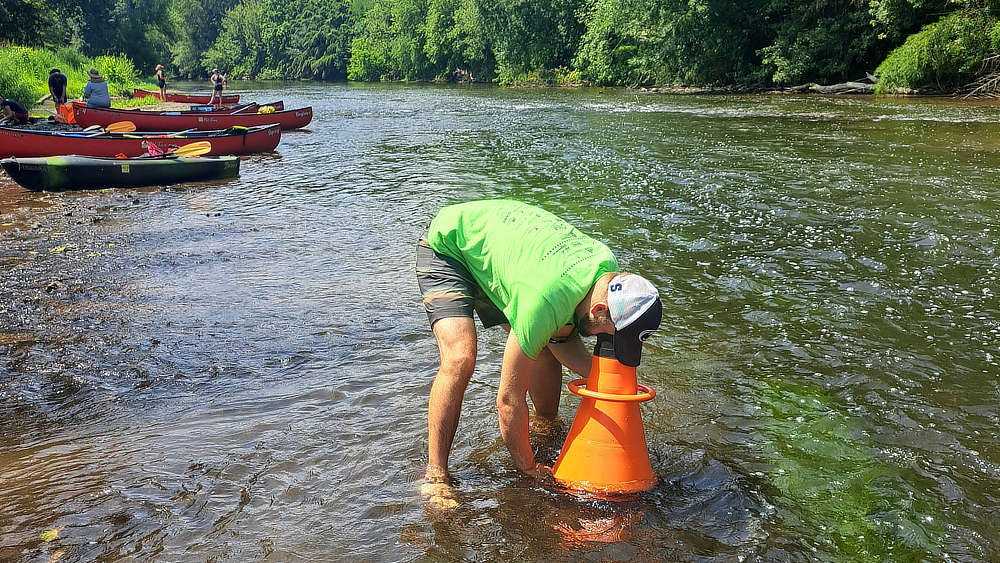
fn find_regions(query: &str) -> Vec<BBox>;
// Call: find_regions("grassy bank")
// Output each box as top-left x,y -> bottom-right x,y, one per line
0,45 -> 159,113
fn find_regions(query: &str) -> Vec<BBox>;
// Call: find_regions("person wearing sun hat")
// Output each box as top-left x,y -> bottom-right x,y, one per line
415,199 -> 662,507
81,67 -> 110,108
155,64 -> 167,100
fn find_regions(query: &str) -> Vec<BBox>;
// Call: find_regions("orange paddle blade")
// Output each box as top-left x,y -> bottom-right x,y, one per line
106,121 -> 136,133
173,141 -> 212,157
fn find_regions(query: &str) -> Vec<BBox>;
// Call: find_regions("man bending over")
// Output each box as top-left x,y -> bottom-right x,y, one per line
415,199 -> 662,507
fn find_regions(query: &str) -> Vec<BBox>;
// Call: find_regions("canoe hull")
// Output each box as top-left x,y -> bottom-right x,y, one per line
2,155 -> 240,191
134,88 -> 240,104
0,124 -> 281,158
188,101 -> 284,112
75,104 -> 312,131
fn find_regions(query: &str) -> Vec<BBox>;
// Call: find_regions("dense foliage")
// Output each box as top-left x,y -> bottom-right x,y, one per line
874,9 -> 997,93
0,46 -> 152,106
1,0 -> 999,91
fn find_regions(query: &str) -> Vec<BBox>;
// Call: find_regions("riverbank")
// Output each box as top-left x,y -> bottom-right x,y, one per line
0,46 -> 159,114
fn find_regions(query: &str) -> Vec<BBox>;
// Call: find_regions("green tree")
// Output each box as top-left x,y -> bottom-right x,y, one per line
485,0 -> 586,82
424,0 -> 494,81
204,0 -> 355,79
0,0 -> 77,49
349,0 -> 430,81
203,0 -> 267,78
169,0 -> 240,77
759,0 -> 885,85
575,0 -> 766,87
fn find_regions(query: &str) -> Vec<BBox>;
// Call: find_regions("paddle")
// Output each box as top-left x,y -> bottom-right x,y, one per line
84,121 -> 135,137
168,128 -> 197,138
229,104 -> 255,114
173,141 -> 212,157
106,121 -> 136,133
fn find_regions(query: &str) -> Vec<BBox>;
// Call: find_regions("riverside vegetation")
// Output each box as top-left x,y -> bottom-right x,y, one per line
2,0 -> 1000,93
0,46 -> 158,111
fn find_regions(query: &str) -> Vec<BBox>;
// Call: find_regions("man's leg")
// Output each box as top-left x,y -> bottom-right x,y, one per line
527,346 -> 562,419
426,316 -> 477,481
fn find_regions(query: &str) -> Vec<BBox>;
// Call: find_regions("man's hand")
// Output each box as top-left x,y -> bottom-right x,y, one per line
525,463 -> 555,485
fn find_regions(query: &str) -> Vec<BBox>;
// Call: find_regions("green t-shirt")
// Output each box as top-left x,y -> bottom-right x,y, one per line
426,200 -> 619,359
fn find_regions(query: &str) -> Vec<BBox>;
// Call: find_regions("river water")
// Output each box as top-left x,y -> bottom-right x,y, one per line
1,83 -> 998,561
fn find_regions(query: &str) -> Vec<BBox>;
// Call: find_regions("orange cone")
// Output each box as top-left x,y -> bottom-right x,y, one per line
553,334 -> 657,496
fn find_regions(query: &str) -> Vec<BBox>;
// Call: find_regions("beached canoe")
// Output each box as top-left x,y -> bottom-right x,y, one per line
0,124 -> 281,158
1,155 -> 240,191
134,88 -> 240,105
74,103 -> 313,131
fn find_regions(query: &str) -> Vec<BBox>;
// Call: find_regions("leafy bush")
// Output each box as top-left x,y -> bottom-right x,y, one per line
347,38 -> 390,81
94,55 -> 143,96
0,45 -> 155,110
0,45 -> 64,104
113,95 -> 160,108
990,20 -> 1000,50
874,10 -> 995,94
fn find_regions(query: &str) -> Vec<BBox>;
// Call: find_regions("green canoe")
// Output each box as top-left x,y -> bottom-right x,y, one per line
1,154 -> 240,191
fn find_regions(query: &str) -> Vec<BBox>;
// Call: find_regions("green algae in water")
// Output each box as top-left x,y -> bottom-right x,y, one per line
756,380 -> 947,561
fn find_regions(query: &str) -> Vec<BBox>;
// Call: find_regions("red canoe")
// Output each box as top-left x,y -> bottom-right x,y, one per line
74,103 -> 313,131
189,101 -> 284,112
0,124 -> 281,158
134,88 -> 240,105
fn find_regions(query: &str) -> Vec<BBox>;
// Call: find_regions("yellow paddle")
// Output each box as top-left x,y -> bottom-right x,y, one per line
105,121 -> 137,133
173,141 -> 212,157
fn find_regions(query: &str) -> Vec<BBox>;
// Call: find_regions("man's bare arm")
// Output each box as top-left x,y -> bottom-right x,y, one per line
497,330 -> 548,476
546,333 -> 591,377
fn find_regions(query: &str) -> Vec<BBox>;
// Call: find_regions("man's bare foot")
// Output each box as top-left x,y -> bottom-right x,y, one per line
420,481 -> 459,509
421,466 -> 459,509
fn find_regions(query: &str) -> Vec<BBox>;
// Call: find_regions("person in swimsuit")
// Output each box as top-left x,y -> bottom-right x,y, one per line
415,199 -> 663,508
208,69 -> 227,107
155,64 -> 167,100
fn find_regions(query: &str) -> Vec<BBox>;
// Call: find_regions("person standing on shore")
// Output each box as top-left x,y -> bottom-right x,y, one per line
155,64 -> 167,100
81,68 -> 111,108
208,69 -> 227,107
48,68 -> 68,108
1,97 -> 31,125
415,199 -> 663,508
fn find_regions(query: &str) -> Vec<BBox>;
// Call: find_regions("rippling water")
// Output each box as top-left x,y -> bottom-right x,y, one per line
2,83 -> 998,561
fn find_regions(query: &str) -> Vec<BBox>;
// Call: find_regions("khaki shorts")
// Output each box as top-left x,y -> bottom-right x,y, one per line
415,239 -> 508,328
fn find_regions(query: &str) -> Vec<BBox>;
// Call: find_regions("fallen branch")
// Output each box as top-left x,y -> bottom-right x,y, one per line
963,72 -> 1000,98
807,81 -> 874,94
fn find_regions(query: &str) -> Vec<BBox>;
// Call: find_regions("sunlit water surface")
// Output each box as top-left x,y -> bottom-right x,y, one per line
1,83 -> 998,561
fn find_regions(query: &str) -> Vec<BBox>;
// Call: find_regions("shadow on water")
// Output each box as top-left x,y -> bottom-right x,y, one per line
3,83 -> 999,561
